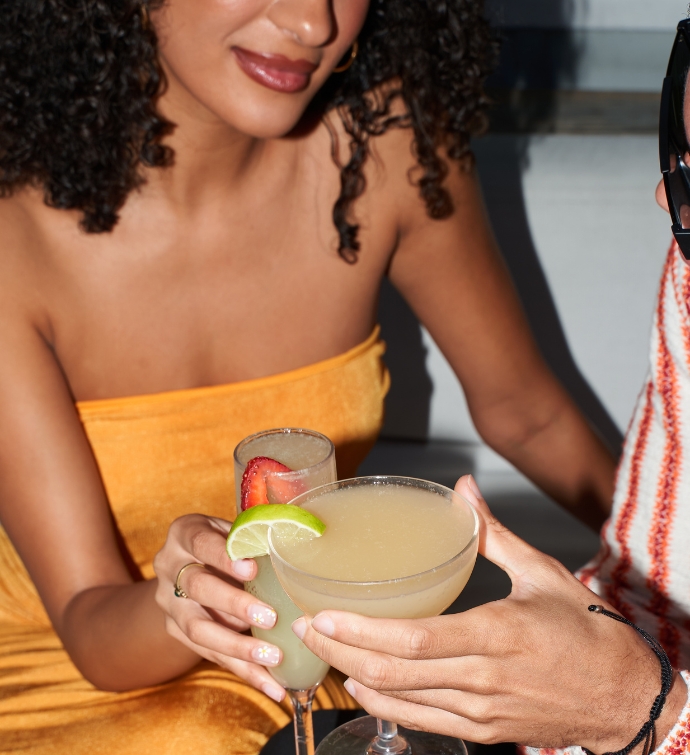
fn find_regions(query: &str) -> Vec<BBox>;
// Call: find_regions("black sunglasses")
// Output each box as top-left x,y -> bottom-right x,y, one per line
660,19 -> 690,260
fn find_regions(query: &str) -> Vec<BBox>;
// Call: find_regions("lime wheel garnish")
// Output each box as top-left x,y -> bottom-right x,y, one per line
226,504 -> 326,560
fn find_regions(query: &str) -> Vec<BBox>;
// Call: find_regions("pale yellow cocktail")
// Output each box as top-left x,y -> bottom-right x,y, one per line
268,476 -> 479,755
270,480 -> 477,618
234,429 -> 335,690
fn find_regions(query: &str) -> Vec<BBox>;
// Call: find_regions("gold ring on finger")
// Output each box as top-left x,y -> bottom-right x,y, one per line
174,562 -> 206,599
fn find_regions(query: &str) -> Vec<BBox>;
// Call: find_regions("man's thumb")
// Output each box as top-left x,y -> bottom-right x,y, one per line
455,475 -> 540,582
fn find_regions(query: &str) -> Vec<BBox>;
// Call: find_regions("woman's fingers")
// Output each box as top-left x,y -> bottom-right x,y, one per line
169,565 -> 278,631
164,613 -> 286,703
223,658 -> 286,703
175,515 -> 248,577
167,601 -> 283,668
206,606 -> 251,633
227,558 -> 257,582
155,514 -> 276,630
153,513 -> 289,705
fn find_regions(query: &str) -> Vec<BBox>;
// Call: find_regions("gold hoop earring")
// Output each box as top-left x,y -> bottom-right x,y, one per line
333,40 -> 358,73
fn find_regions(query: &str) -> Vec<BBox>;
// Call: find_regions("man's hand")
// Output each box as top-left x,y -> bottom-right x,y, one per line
292,476 -> 686,751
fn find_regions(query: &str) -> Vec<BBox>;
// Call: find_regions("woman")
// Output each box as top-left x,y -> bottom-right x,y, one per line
0,1 -> 615,752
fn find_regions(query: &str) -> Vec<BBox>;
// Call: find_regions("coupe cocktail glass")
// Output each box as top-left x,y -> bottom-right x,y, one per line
268,476 -> 479,755
234,428 -> 337,755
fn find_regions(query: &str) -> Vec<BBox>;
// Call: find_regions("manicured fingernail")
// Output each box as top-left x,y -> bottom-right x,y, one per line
233,559 -> 254,579
262,683 -> 285,703
344,678 -> 357,699
292,617 -> 307,640
249,604 -> 277,628
252,644 -> 281,665
312,613 -> 335,637
467,475 -> 481,499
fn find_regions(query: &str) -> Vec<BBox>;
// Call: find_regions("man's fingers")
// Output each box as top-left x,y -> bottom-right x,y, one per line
297,601 -> 527,664
295,617 -> 490,690
300,611 -> 467,659
296,618 -> 424,688
374,685 -> 499,723
344,679 -> 486,743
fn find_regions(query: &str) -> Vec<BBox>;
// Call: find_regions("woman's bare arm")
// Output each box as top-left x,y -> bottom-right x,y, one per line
382,149 -> 616,529
0,225 -> 283,696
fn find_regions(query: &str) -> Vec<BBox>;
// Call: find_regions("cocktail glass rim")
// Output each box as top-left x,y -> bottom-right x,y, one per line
268,475 -> 479,588
233,427 -> 336,486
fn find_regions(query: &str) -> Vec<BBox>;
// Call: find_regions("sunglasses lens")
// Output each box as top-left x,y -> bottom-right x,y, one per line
666,32 -> 690,234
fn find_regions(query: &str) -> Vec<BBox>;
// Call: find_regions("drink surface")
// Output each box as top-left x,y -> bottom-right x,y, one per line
235,431 -> 331,474
271,483 -> 477,619
234,430 -> 335,510
274,484 -> 474,580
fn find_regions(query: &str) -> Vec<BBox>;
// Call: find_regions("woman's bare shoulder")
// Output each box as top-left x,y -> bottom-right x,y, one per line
0,187 -> 50,259
0,189 -> 57,330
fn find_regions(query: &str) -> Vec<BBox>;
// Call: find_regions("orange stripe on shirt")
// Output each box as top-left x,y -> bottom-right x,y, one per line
605,380 -> 655,618
647,260 -> 682,665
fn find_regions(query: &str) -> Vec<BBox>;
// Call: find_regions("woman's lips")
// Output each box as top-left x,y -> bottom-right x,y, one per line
233,48 -> 318,93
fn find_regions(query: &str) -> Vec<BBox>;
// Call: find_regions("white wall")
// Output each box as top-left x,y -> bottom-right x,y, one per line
568,31 -> 671,92
486,0 -> 681,31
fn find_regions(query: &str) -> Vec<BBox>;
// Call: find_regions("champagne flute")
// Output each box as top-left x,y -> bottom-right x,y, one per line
268,476 -> 479,755
234,428 -> 337,755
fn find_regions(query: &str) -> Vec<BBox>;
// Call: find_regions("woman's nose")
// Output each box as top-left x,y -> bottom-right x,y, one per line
267,0 -> 335,48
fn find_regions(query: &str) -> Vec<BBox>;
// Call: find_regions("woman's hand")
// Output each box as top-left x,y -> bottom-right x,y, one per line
153,514 -> 286,702
293,476 -> 687,751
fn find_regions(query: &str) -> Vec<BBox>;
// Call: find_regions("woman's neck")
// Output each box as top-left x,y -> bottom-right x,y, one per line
144,75 -> 270,211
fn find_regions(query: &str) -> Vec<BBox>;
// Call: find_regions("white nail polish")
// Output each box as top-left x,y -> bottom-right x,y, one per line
252,645 -> 281,665
249,604 -> 277,628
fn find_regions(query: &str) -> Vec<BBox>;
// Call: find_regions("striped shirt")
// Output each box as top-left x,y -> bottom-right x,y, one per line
529,243 -> 690,755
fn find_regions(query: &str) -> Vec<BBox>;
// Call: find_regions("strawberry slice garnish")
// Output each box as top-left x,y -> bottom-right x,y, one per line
240,456 -> 306,511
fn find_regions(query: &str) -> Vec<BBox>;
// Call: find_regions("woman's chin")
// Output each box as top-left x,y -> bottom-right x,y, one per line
226,107 -> 317,141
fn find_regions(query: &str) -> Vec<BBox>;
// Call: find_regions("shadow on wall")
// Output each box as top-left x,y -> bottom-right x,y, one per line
378,0 -> 623,455
377,279 -> 433,440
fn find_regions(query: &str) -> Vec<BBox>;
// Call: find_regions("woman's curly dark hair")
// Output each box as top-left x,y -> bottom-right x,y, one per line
0,0 -> 497,260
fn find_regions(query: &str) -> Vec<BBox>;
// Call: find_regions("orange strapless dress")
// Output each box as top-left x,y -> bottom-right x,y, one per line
0,329 -> 389,754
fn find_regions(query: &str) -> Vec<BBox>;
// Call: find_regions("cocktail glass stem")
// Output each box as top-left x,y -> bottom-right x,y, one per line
288,687 -> 317,755
366,719 -> 410,755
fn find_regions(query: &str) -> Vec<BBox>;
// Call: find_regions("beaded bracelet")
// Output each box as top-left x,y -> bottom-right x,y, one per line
582,605 -> 674,755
